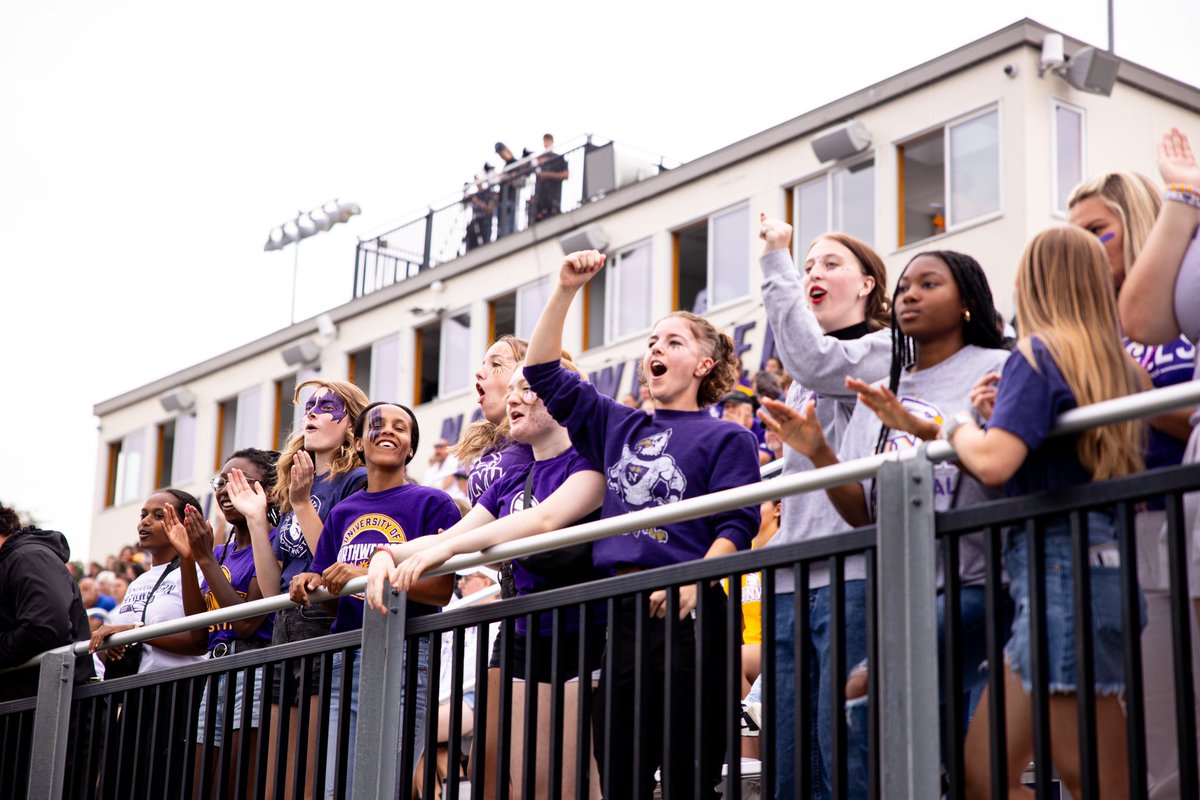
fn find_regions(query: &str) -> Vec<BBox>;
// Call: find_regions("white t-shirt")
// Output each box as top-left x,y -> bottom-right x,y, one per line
423,455 -> 467,501
109,562 -> 206,673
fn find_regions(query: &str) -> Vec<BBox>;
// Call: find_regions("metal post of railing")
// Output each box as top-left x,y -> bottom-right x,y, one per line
353,243 -> 363,299
352,587 -> 409,800
27,647 -> 76,800
874,453 -> 941,799
421,208 -> 435,271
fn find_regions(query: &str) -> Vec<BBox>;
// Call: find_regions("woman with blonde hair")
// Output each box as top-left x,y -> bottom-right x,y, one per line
224,377 -> 368,799
948,226 -> 1144,800
1069,167 -> 1198,797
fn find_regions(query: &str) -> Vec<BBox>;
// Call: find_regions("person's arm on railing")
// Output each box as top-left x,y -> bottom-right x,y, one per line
385,471 -> 606,595
88,620 -> 207,659
1119,128 -> 1200,345
227,468 -> 284,599
758,397 -> 871,527
758,215 -> 891,398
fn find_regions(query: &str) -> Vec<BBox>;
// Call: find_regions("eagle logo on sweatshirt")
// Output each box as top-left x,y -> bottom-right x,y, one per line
607,429 -> 687,510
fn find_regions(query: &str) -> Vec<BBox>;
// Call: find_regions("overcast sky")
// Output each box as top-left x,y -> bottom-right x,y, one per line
2,1 -> 1198,561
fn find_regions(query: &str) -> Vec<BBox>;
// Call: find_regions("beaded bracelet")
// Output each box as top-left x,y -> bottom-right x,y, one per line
1165,187 -> 1200,210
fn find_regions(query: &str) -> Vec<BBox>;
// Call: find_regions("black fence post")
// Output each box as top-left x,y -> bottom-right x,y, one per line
874,453 -> 941,798
421,209 -> 435,271
27,648 -> 76,800
352,588 -> 409,800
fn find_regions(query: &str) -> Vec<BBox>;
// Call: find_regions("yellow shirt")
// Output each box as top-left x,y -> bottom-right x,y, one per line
722,543 -> 764,646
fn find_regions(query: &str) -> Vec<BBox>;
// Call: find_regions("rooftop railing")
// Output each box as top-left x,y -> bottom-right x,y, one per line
351,136 -> 677,298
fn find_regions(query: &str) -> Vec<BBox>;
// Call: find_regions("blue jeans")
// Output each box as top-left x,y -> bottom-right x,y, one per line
326,639 -> 430,799
771,582 -> 869,800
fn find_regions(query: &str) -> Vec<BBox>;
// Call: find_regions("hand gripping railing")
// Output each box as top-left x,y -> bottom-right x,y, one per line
15,378 -> 1200,800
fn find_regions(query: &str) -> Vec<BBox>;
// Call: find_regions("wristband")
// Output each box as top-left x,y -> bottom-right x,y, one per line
371,546 -> 396,566
1164,189 -> 1200,210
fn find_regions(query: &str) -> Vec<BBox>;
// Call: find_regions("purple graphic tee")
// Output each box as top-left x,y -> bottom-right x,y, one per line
274,467 -> 368,589
202,530 -> 277,649
467,442 -> 534,505
478,447 -> 601,635
523,361 -> 760,571
311,483 -> 461,632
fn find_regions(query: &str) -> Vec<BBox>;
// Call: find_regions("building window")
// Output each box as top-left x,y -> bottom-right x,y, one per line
348,345 -> 372,397
585,240 -> 654,349
898,107 -> 1000,246
215,387 -> 261,469
105,430 -> 145,507
156,414 -> 197,488
793,161 -> 875,257
1052,100 -> 1085,215
416,311 -> 472,405
490,294 -> 516,342
673,204 -> 750,314
515,277 -> 551,340
274,373 -> 298,450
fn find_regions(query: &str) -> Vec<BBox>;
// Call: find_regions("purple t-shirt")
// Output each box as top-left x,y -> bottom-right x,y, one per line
467,442 -> 534,505
478,447 -> 601,636
523,361 -> 761,571
987,338 -> 1091,497
1125,336 -> 1195,471
202,530 -> 277,649
274,466 -> 368,590
311,483 -> 461,633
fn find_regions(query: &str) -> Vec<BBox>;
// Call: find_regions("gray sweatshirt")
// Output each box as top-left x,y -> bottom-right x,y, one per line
759,248 -> 892,590
837,344 -> 1010,588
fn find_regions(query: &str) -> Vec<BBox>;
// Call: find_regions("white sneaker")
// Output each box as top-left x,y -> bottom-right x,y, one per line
740,700 -> 762,737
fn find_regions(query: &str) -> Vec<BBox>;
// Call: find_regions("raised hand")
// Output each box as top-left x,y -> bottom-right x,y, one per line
163,504 -> 192,560
559,250 -> 606,291
184,505 -> 215,562
288,451 -> 316,509
845,378 -> 914,430
227,468 -> 268,525
758,213 -> 793,254
969,373 -> 1000,422
1158,128 -> 1200,187
758,396 -> 830,458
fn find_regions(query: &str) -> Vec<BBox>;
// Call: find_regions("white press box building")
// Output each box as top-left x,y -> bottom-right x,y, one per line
89,19 -> 1200,560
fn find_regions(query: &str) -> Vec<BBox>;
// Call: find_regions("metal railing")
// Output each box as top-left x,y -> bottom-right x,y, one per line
351,136 -> 675,298
3,379 -> 1199,799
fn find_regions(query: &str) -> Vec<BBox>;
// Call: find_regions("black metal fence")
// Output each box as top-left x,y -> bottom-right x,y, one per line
352,138 -> 672,299
3,386 -> 1200,799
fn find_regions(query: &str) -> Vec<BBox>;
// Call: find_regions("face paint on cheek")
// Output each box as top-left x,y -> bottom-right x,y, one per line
306,392 -> 349,423
367,407 -> 384,442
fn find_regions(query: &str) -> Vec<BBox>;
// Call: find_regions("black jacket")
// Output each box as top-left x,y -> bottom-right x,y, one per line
0,527 -> 94,701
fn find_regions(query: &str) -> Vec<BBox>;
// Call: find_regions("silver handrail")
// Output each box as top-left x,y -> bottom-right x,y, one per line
10,378 -> 1199,673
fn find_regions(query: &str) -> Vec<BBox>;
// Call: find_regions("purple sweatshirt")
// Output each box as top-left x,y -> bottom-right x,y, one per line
467,442 -> 534,505
524,361 -> 761,570
478,446 -> 601,635
311,483 -> 461,632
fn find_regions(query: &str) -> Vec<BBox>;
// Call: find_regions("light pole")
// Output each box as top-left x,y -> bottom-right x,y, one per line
265,199 -> 362,324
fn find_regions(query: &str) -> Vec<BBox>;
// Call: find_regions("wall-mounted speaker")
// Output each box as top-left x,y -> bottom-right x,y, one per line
811,120 -> 872,163
558,224 -> 611,255
281,339 -> 321,367
159,387 -> 195,413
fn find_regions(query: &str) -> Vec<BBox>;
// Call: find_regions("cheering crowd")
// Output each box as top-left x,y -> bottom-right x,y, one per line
1,127 -> 1199,800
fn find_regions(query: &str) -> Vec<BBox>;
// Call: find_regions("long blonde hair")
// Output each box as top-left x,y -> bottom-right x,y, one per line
452,336 -> 528,465
1066,172 -> 1162,279
1014,226 -> 1143,480
272,379 -> 370,513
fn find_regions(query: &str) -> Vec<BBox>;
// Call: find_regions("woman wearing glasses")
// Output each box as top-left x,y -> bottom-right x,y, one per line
165,447 -> 280,793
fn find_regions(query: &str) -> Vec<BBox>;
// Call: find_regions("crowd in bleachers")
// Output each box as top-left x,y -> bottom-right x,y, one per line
2,127 -> 1199,799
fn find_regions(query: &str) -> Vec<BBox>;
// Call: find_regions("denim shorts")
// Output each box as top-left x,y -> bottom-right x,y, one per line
1004,511 -> 1144,695
195,667 -> 265,746
271,604 -> 336,704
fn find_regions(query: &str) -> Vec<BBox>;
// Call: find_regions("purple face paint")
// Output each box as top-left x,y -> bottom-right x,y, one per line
1099,232 -> 1115,245
367,407 -> 384,442
305,390 -> 348,423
